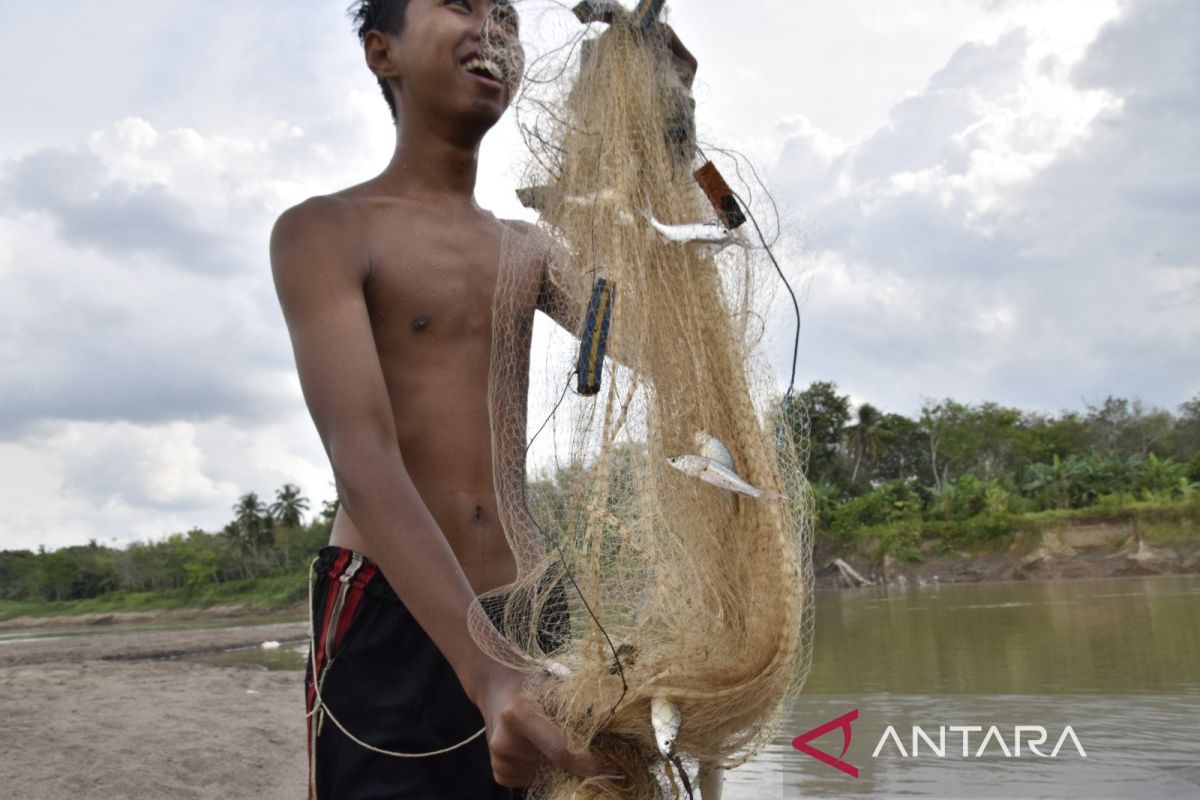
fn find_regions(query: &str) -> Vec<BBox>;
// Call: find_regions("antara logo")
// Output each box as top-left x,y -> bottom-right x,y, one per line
793,710 -> 1087,779
792,709 -> 860,778
872,725 -> 1087,759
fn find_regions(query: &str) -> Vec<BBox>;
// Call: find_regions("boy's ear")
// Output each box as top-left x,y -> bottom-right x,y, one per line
364,29 -> 402,81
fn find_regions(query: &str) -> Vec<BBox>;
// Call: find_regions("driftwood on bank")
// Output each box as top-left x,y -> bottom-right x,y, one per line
830,558 -> 875,587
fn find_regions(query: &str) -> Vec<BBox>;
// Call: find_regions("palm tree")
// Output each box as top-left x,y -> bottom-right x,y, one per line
269,484 -> 309,570
233,492 -> 268,529
270,483 -> 310,528
232,492 -> 271,564
847,404 -> 889,482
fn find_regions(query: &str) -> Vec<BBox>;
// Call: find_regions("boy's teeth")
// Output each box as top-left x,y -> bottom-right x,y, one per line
464,57 -> 502,81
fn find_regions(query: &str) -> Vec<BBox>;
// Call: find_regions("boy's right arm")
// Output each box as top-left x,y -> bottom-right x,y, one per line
270,198 -> 609,788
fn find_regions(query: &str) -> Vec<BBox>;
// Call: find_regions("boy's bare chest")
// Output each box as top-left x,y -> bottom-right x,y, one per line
361,219 -> 540,354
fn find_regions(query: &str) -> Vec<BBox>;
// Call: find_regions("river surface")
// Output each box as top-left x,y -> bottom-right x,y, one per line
182,575 -> 1200,798
725,575 -> 1200,799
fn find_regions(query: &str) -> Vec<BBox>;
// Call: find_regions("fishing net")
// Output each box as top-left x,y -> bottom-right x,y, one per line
466,4 -> 814,797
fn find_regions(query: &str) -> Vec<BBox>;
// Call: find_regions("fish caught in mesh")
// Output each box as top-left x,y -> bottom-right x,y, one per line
468,3 -> 814,798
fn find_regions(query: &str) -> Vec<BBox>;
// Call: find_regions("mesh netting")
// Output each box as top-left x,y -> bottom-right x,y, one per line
466,5 -> 814,798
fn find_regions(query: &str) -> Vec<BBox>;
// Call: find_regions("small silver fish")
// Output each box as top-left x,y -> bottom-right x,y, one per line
668,454 -> 775,500
563,190 -> 636,227
542,659 -> 572,679
694,431 -> 734,469
651,693 -> 682,758
643,212 -> 740,250
564,188 -> 619,206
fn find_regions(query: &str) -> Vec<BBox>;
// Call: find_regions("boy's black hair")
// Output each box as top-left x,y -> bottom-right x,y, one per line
349,0 -> 411,121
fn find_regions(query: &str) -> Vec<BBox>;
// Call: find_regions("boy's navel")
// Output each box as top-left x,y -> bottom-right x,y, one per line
474,505 -> 485,523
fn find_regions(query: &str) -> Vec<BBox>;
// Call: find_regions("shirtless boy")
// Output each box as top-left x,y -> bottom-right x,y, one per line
270,1 -> 696,797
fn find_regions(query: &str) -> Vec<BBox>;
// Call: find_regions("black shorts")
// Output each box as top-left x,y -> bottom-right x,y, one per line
305,547 -> 568,800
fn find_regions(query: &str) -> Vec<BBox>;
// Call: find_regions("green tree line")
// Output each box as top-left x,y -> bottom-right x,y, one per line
0,484 -> 338,603
4,388 -> 1199,606
779,384 -> 1200,556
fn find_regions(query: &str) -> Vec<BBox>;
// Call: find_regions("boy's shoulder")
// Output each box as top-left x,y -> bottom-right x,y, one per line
269,186 -> 391,289
273,182 -> 391,230
271,190 -> 366,247
270,182 -> 415,269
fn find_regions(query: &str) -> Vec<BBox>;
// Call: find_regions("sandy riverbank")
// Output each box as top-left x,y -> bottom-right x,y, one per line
0,620 -> 309,800
0,603 -> 308,633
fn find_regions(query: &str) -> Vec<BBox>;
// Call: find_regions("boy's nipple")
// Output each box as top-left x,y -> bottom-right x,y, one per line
412,315 -> 433,333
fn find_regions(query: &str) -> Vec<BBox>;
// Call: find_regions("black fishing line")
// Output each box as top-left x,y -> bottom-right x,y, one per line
696,144 -> 802,403
524,368 -> 631,718
697,140 -> 785,249
738,188 -> 801,402
671,755 -> 696,799
525,368 -> 576,456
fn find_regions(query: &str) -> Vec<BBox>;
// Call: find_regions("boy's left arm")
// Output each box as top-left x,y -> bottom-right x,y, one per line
534,235 -> 639,374
535,236 -> 586,334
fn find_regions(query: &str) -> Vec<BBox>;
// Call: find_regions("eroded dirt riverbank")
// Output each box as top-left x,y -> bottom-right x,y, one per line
816,521 -> 1200,589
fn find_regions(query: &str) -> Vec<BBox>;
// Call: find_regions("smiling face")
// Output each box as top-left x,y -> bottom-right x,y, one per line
365,0 -> 525,140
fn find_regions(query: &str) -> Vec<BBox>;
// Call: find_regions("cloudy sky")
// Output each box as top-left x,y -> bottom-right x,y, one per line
0,0 -> 1196,552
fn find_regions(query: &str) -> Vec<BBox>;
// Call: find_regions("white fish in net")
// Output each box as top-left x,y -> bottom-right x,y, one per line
667,454 -> 780,501
564,188 -> 619,206
542,659 -> 573,679
569,189 -> 636,226
643,211 -> 742,251
476,12 -> 814,797
651,693 -> 682,758
695,430 -> 734,469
